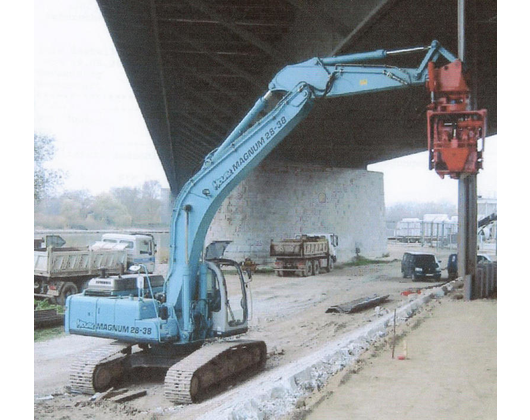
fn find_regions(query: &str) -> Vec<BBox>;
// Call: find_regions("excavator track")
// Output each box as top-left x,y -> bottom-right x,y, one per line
164,340 -> 267,404
69,342 -> 131,394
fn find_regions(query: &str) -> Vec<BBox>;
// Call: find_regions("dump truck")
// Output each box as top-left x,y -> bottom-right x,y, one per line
34,233 -> 156,304
270,233 -> 338,277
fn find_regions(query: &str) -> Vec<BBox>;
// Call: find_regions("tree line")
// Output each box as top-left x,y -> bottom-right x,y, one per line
34,133 -> 168,229
34,182 -> 167,229
35,134 -> 456,229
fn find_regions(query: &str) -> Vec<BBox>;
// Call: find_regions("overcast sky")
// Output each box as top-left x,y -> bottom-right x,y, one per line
369,137 -> 497,206
34,0 -> 497,206
34,0 -> 169,193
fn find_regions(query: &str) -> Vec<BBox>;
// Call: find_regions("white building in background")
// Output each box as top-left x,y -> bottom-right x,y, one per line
395,218 -> 422,242
478,197 -> 497,220
392,197 -> 497,248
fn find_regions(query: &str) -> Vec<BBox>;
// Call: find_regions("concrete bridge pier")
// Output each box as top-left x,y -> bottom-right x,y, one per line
205,160 -> 387,265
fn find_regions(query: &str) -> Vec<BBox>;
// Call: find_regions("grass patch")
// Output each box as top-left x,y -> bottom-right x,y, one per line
256,267 -> 275,275
340,255 -> 395,268
34,326 -> 66,342
34,299 -> 66,342
34,298 -> 64,314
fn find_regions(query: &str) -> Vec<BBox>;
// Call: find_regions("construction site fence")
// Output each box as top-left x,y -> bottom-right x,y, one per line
472,261 -> 497,299
388,220 -> 497,250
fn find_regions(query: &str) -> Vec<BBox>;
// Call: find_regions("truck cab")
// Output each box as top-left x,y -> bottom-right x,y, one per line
97,233 -> 157,273
306,233 -> 339,262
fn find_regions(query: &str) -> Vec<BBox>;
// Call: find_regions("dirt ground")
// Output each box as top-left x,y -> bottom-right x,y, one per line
34,243 -> 496,419
302,298 -> 497,420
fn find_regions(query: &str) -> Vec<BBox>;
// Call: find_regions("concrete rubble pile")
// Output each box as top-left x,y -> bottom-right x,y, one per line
199,281 -> 457,420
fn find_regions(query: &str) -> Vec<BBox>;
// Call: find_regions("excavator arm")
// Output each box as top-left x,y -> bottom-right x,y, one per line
166,40 -> 464,338
268,40 -> 457,97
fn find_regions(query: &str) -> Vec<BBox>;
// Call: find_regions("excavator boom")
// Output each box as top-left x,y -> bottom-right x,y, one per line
165,40 -> 460,335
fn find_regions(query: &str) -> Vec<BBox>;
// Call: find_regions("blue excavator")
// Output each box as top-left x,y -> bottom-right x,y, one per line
65,40 -> 483,403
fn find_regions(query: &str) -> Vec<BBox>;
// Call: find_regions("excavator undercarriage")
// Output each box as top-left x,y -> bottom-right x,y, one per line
70,340 -> 267,404
164,340 -> 267,403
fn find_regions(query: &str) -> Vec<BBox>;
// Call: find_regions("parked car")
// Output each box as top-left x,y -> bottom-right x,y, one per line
401,252 -> 442,281
447,253 -> 493,280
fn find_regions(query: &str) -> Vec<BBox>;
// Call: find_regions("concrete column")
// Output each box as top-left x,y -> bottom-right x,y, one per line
205,160 -> 387,265
457,0 -> 479,300
458,174 -> 478,300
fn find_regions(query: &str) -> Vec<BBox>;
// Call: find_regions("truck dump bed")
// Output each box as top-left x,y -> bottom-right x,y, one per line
270,236 -> 329,258
34,245 -> 128,279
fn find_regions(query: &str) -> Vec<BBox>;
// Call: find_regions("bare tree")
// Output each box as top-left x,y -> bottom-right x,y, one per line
34,134 -> 64,202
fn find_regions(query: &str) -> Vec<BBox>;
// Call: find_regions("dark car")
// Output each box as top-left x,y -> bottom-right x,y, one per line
447,253 -> 493,280
401,252 -> 442,281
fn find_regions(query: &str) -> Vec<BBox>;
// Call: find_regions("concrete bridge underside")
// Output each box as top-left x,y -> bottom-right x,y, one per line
96,0 -> 496,192
95,0 -> 496,261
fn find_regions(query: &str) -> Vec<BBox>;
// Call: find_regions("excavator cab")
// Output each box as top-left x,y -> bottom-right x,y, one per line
206,259 -> 250,337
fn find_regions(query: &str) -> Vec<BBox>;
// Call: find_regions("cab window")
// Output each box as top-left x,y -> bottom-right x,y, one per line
138,240 -> 151,255
119,240 -> 134,249
206,268 -> 221,312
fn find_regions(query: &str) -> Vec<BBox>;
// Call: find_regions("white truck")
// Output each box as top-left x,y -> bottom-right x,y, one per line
34,233 -> 156,304
270,233 -> 338,277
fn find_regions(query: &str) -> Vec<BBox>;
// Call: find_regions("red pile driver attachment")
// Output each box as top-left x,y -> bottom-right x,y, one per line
426,60 -> 487,179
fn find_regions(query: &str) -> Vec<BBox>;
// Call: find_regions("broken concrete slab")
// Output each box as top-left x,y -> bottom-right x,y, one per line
325,294 -> 390,314
91,387 -> 115,403
108,390 -> 147,403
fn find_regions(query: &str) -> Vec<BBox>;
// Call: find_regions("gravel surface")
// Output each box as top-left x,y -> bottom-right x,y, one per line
34,243 -> 494,419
